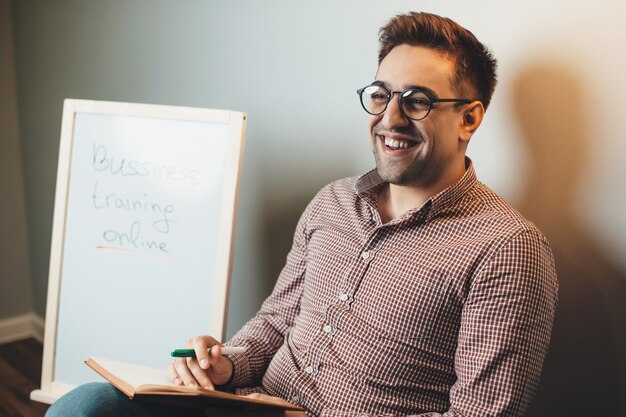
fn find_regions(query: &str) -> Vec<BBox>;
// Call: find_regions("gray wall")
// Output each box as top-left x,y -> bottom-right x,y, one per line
5,0 -> 626,415
0,0 -> 32,319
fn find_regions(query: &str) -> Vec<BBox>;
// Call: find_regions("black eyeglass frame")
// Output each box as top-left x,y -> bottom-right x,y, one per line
356,84 -> 475,121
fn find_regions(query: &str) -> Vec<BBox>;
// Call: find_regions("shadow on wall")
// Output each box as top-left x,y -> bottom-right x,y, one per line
254,155 -> 360,301
511,64 -> 626,416
258,196 -> 306,297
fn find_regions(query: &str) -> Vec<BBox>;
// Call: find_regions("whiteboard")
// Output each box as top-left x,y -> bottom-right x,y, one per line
32,99 -> 246,403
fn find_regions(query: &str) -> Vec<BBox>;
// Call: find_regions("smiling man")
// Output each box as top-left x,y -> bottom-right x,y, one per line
47,12 -> 558,417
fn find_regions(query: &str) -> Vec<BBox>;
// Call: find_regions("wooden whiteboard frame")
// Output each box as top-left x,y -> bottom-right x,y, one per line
31,99 -> 247,404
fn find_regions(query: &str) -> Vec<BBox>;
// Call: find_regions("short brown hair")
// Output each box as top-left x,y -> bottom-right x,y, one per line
378,12 -> 497,110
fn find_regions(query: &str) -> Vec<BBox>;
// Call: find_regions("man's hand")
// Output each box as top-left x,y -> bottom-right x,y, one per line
167,335 -> 233,390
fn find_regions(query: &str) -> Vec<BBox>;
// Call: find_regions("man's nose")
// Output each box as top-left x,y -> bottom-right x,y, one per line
382,94 -> 410,128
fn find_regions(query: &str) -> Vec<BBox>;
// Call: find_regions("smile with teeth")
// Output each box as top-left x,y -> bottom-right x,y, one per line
384,137 -> 415,150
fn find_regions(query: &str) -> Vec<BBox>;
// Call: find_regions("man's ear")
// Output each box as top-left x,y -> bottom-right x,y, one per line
460,101 -> 485,143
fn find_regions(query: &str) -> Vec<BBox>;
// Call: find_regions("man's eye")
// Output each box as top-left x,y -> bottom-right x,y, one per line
370,93 -> 387,101
404,98 -> 429,108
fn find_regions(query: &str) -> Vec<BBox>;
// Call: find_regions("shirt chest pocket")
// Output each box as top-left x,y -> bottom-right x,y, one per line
355,260 -> 452,341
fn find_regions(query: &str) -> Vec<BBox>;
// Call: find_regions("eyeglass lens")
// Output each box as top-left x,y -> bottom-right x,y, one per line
360,85 -> 432,120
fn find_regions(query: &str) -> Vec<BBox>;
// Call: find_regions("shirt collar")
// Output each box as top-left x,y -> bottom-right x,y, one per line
428,157 -> 477,219
355,157 -> 477,221
354,169 -> 384,195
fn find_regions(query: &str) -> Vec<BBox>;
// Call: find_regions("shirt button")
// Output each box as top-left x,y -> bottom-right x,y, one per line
304,365 -> 314,374
361,251 -> 370,260
323,324 -> 333,333
338,293 -> 349,301
291,395 -> 300,404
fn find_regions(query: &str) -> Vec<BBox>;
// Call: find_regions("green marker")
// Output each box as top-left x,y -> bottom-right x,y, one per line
171,346 -> 247,358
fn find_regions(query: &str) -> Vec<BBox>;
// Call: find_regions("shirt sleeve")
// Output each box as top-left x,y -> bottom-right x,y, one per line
446,229 -> 558,417
224,196 -> 315,387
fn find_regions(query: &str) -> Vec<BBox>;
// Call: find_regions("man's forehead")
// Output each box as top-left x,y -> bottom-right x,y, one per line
375,45 -> 456,94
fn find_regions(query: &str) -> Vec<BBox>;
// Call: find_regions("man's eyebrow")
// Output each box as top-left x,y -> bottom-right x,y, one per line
405,84 -> 439,99
371,81 -> 440,99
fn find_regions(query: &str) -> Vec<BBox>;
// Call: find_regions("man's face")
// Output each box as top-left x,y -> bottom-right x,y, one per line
368,44 -> 467,188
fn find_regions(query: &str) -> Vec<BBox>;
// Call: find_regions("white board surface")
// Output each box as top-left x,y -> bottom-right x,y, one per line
32,99 -> 246,403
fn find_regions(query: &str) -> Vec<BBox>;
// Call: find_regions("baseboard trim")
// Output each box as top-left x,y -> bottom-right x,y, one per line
0,312 -> 45,344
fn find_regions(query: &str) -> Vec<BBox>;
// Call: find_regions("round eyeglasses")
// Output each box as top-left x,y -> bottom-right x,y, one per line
357,84 -> 473,121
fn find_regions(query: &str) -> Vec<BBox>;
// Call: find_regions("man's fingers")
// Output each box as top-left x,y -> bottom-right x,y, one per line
185,356 -> 215,390
167,361 -> 183,385
174,358 -> 200,387
171,356 -> 215,389
193,335 -> 220,370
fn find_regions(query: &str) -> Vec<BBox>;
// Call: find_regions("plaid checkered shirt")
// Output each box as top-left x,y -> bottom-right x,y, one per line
226,159 -> 558,417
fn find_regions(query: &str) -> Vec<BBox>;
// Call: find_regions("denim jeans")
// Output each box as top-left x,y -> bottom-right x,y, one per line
45,382 -> 207,417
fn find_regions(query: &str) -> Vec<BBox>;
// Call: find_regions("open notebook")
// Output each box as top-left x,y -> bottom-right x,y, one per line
85,357 -> 303,411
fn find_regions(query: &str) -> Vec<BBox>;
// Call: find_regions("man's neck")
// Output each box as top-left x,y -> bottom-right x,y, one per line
377,184 -> 430,224
376,165 -> 466,224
